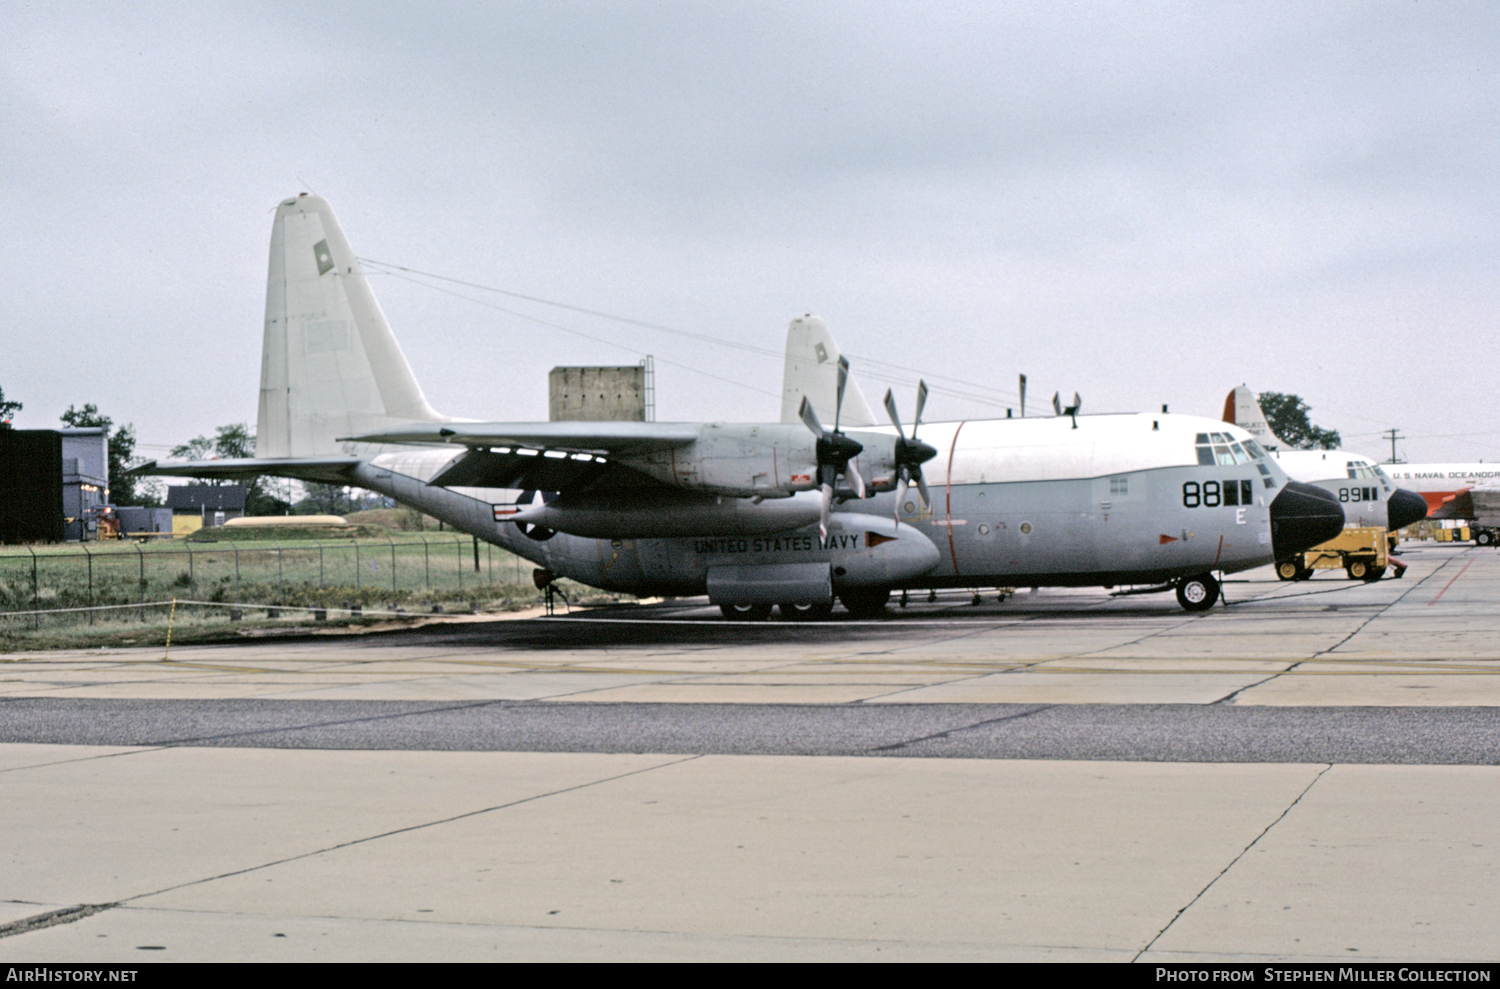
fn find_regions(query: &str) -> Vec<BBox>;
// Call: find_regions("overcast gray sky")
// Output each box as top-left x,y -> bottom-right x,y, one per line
4,1 -> 1496,464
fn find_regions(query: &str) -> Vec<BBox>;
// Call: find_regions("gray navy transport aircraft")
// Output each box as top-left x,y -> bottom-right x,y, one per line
135,194 -> 1345,618
1221,385 -> 1428,534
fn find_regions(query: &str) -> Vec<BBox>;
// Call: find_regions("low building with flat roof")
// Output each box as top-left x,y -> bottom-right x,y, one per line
166,484 -> 248,534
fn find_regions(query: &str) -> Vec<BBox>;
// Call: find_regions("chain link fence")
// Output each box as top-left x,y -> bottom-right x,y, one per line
0,533 -> 543,640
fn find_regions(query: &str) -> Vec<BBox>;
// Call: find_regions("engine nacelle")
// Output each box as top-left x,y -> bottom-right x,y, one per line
508,488 -> 823,539
615,423 -> 901,499
824,514 -> 941,589
701,514 -> 940,605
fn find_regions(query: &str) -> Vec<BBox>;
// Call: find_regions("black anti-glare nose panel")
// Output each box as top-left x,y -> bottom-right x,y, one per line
1387,487 -> 1429,531
1271,480 -> 1345,559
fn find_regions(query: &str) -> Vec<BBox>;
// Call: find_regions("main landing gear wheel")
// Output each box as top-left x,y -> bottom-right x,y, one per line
839,588 -> 891,619
719,603 -> 772,621
1477,530 -> 1496,547
1175,573 -> 1220,612
779,601 -> 834,621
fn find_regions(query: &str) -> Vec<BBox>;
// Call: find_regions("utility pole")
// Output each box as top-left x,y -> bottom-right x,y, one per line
1382,428 -> 1404,464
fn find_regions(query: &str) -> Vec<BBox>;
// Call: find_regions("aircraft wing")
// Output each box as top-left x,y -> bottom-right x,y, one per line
345,421 -> 713,492
345,421 -> 701,455
129,456 -> 362,485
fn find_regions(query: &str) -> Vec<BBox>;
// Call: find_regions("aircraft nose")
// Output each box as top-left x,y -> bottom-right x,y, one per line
1270,480 -> 1345,559
1386,487 -> 1429,531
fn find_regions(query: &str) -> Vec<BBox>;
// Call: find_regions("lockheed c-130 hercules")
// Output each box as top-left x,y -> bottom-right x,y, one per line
135,194 -> 1345,618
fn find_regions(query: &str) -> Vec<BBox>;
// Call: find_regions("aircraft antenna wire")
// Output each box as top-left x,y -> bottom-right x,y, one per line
364,264 -> 781,402
359,258 -> 1023,412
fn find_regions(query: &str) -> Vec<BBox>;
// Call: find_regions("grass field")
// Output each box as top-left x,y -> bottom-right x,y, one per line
0,530 -> 601,650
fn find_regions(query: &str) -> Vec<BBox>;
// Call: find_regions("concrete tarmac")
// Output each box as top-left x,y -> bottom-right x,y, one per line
1,544 -> 1497,962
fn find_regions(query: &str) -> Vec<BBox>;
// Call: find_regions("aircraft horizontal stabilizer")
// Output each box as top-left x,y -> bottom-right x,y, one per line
130,456 -> 362,486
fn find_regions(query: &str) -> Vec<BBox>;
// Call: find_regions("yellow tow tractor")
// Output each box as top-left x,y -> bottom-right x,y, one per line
1276,526 -> 1405,582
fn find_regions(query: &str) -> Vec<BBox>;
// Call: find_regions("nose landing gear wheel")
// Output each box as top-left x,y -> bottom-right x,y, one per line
1175,573 -> 1220,612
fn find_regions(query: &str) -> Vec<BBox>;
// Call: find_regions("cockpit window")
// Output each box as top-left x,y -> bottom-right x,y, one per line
1196,434 -> 1253,466
1241,439 -> 1266,461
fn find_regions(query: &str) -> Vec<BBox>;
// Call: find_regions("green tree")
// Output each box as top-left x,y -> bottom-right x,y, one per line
59,403 -> 154,505
212,422 -> 255,459
0,385 -> 20,428
171,422 -> 289,515
169,435 -> 213,460
248,484 -> 292,516
297,483 -> 349,515
1258,392 -> 1341,450
294,484 -> 391,516
170,422 -> 257,461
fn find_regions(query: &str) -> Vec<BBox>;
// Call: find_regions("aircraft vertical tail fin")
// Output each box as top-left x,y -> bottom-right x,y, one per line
256,194 -> 446,458
1223,384 -> 1283,451
780,315 -> 877,428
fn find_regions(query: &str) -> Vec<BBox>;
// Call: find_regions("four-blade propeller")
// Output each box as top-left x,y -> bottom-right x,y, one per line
798,357 -> 866,539
798,357 -> 939,536
883,381 -> 937,523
